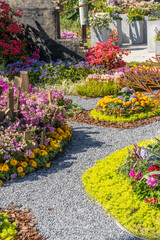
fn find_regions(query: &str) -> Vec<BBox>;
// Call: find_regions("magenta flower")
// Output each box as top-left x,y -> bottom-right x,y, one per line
146,176 -> 157,187
129,170 -> 136,178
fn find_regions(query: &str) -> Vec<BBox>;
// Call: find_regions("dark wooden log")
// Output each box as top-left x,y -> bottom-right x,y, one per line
40,130 -> 45,145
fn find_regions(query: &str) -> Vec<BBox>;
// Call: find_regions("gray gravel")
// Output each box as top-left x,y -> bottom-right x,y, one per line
0,97 -> 160,240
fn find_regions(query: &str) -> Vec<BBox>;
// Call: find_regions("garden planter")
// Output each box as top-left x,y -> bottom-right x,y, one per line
91,26 -> 110,47
152,11 -> 160,18
143,16 -> 148,43
109,19 -> 122,46
155,41 -> 160,54
147,20 -> 160,52
129,20 -> 144,44
120,13 -> 130,43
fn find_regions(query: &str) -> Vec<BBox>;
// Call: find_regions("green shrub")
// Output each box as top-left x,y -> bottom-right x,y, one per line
82,138 -> 160,239
76,80 -> 120,97
0,213 -> 17,240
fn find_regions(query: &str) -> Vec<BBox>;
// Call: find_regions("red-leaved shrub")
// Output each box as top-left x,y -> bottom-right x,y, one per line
85,30 -> 130,70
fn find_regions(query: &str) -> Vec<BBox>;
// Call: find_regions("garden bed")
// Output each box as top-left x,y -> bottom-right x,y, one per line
67,110 -> 160,128
82,137 -> 160,240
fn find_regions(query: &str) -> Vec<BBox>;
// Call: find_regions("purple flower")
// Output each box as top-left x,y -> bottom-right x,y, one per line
11,174 -> 17,180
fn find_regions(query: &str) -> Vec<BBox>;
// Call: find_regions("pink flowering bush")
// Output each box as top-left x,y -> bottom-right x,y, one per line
85,31 -> 130,70
0,82 -> 74,186
119,140 -> 160,208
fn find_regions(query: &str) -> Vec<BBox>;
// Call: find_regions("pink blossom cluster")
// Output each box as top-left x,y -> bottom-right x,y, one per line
86,66 -> 132,83
129,170 -> 143,181
61,29 -> 78,39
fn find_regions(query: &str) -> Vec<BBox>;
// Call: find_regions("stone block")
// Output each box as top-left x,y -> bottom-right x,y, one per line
91,27 -> 110,47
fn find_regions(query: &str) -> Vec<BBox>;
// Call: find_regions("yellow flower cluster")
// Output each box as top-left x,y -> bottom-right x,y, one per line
96,92 -> 151,111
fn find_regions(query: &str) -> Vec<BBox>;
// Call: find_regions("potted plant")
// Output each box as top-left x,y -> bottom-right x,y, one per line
127,10 -> 144,44
147,15 -> 160,52
153,27 -> 160,54
89,12 -> 113,47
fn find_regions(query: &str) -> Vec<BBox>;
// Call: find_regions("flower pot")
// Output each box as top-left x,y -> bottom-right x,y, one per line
129,20 -> 144,44
109,19 -> 122,46
91,26 -> 110,47
155,41 -> 160,54
143,16 -> 148,43
147,20 -> 160,52
120,13 -> 130,43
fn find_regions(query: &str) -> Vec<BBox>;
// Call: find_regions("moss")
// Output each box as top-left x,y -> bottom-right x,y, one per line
90,106 -> 160,122
82,138 -> 160,239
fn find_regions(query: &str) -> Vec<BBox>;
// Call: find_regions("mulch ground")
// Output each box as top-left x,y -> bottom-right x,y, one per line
0,205 -> 49,240
66,110 -> 160,129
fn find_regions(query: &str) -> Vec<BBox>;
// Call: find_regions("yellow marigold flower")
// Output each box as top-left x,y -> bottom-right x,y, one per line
39,150 -> 48,156
135,101 -> 140,105
50,141 -> 60,148
123,102 -> 126,106
40,145 -> 46,149
59,136 -> 63,140
29,153 -> 35,159
46,163 -> 50,168
138,97 -> 143,101
33,148 -> 40,154
126,101 -> 131,106
57,128 -> 64,135
118,99 -> 122,104
2,164 -> 9,172
48,147 -> 53,151
20,173 -> 26,178
17,166 -> 23,173
29,160 -> 37,168
143,96 -> 148,101
132,98 -> 137,103
21,162 -> 28,168
60,149 -> 62,152
57,140 -> 61,143
10,159 -> 18,166
141,102 -> 145,107
114,100 -> 118,104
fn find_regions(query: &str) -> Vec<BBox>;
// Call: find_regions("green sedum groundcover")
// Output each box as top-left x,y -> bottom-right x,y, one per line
90,106 -> 160,122
82,138 -> 160,240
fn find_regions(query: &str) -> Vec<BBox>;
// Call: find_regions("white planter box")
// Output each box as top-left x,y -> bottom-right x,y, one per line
109,19 -> 122,46
147,20 -> 160,52
155,41 -> 160,54
120,13 -> 130,43
91,26 -> 110,47
129,20 -> 144,44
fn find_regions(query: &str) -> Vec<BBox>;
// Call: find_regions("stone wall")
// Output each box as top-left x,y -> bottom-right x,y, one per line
5,0 -> 85,61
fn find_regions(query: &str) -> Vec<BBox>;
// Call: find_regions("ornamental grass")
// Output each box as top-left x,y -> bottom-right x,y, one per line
82,137 -> 160,240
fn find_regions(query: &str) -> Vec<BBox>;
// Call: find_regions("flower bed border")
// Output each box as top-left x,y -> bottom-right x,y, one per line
82,138 -> 160,240
90,106 -> 160,122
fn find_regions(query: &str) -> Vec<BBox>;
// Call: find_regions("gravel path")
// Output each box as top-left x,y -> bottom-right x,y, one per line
0,97 -> 160,240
